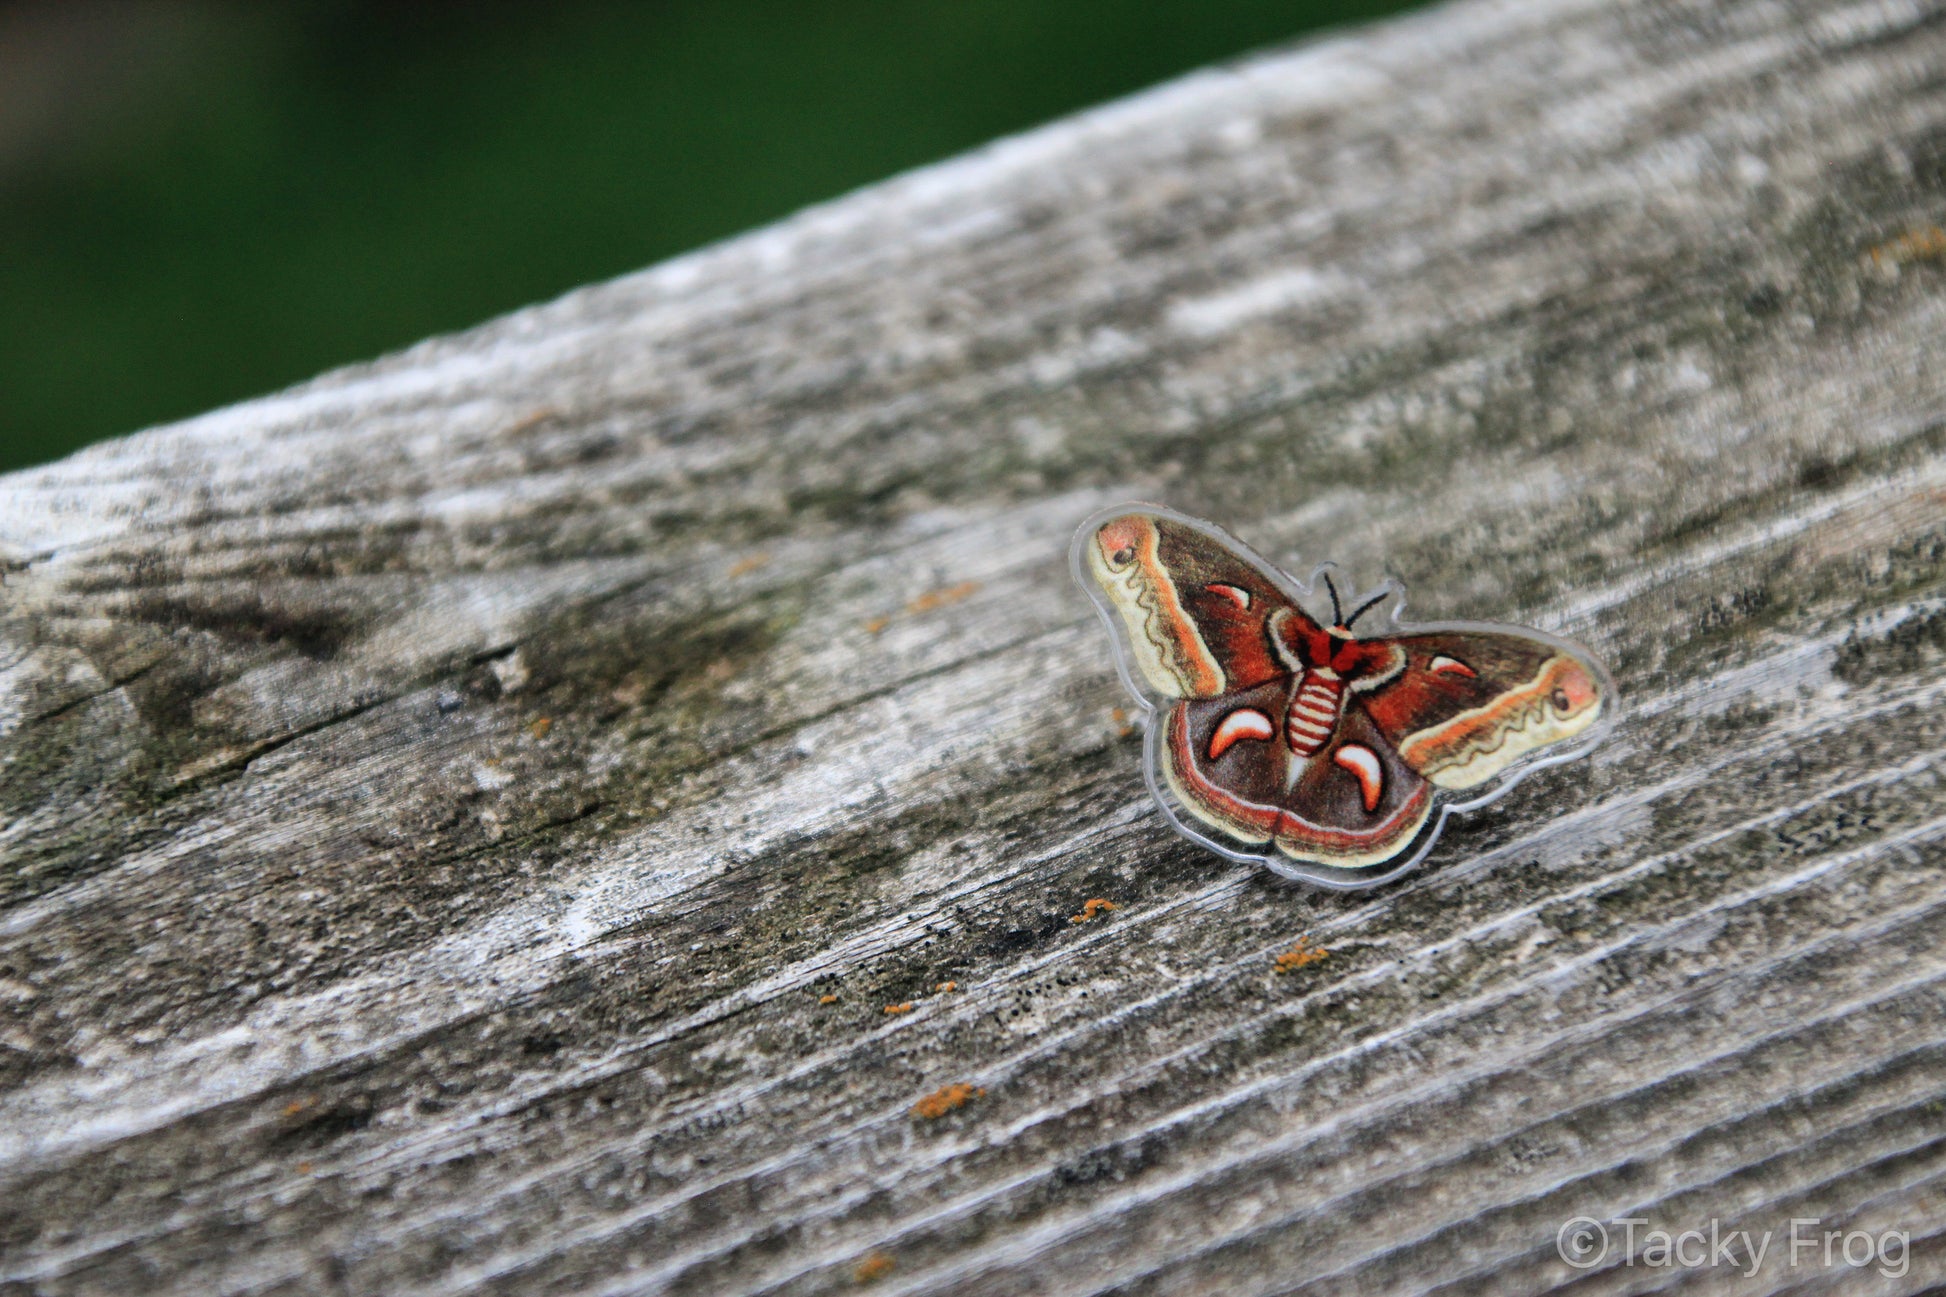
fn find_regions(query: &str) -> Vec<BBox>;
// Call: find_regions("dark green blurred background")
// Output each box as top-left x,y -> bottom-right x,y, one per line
0,0 -> 1423,473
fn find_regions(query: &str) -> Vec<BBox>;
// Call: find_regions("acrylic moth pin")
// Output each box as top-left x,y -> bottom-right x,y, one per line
1073,505 -> 1616,888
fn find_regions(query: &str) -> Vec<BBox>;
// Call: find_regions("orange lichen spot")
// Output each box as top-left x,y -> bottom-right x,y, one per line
912,1082 -> 985,1120
819,994 -> 839,1005
1274,937 -> 1330,973
934,981 -> 957,993
295,1161 -> 314,1175
863,616 -> 891,636
853,1251 -> 895,1284
906,580 -> 981,615
528,716 -> 553,740
1869,225 -> 1946,266
502,408 -> 557,438
282,1098 -> 312,1118
1070,898 -> 1118,924
1110,705 -> 1137,738
884,1002 -> 913,1015
728,552 -> 772,578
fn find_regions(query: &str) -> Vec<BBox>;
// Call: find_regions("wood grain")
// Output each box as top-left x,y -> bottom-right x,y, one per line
4,0 -> 1946,1292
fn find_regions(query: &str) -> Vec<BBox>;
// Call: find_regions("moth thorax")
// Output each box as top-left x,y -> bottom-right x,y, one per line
1286,670 -> 1345,758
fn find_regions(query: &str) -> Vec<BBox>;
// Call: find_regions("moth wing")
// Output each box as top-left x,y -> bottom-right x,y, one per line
1361,629 -> 1609,790
1162,685 -> 1434,869
1082,510 -> 1316,700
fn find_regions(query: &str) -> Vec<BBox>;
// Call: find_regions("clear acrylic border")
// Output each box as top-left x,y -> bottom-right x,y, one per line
1070,502 -> 1622,890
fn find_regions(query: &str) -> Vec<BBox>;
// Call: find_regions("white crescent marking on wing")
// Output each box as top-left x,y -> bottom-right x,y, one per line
1208,708 -> 1275,760
1333,743 -> 1384,813
1430,654 -> 1476,677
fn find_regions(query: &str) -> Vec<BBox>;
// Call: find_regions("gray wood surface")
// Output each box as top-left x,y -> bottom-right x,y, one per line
5,0 -> 1946,1292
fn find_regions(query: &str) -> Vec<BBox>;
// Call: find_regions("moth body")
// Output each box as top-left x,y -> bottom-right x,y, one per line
1284,671 -> 1343,758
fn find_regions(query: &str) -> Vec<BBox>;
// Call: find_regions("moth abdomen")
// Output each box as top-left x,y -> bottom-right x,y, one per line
1285,670 -> 1345,758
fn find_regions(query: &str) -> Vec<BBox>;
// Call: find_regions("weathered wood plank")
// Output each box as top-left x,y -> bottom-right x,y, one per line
4,0 -> 1946,1292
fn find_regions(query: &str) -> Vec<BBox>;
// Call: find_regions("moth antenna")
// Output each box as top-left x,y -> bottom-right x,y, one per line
1322,573 -> 1344,625
1345,589 -> 1389,629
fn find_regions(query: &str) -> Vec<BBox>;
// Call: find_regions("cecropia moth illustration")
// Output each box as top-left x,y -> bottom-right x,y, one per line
1073,504 -> 1617,888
